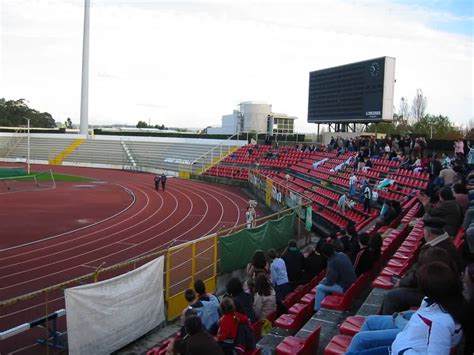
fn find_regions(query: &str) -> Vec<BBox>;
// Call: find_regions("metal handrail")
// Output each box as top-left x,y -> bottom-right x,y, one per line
190,131 -> 245,164
189,131 -> 248,174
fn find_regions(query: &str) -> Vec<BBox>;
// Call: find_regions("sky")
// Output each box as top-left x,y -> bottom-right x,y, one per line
0,0 -> 472,133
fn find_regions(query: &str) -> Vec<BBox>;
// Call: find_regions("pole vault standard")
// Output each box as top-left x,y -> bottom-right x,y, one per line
79,0 -> 90,135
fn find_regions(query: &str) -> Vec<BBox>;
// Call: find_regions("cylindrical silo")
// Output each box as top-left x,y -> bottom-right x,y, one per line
240,102 -> 272,133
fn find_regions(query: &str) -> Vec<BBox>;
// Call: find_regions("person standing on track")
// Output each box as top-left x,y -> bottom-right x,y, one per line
161,173 -> 167,191
154,174 -> 161,191
246,207 -> 253,228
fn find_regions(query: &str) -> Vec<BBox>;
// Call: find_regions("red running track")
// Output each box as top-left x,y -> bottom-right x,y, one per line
0,164 -> 257,354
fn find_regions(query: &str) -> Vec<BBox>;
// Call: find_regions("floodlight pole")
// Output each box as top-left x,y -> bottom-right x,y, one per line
26,118 -> 31,174
79,0 -> 90,135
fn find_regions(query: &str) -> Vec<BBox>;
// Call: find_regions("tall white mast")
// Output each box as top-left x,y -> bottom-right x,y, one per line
79,0 -> 90,135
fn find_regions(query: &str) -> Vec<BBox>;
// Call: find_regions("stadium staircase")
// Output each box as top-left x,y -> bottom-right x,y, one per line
48,138 -> 85,165
189,134 -> 242,177
120,140 -> 138,171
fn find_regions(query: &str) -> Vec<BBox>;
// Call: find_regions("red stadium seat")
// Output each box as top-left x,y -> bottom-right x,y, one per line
339,315 -> 366,336
275,325 -> 321,355
320,274 -> 369,311
372,275 -> 394,289
273,302 -> 312,333
324,335 -> 353,355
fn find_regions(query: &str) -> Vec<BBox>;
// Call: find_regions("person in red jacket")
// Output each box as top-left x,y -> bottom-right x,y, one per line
216,297 -> 250,354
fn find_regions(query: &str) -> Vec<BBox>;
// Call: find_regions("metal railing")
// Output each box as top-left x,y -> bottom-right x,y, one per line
1,128 -> 25,158
189,132 -> 247,175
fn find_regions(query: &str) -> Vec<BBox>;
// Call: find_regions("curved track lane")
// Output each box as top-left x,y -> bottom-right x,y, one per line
0,165 -> 256,354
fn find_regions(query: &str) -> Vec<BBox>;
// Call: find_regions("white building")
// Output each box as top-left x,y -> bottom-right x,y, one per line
207,101 -> 296,135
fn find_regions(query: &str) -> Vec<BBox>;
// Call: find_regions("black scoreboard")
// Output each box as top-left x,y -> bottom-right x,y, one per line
308,57 -> 395,123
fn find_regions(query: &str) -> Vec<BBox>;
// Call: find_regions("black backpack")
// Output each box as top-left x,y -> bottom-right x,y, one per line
233,320 -> 256,353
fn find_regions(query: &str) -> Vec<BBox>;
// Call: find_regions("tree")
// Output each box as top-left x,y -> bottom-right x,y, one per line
136,120 -> 148,128
366,122 -> 398,135
65,117 -> 73,129
0,98 -> 56,128
411,89 -> 427,122
398,97 -> 410,125
412,114 -> 457,139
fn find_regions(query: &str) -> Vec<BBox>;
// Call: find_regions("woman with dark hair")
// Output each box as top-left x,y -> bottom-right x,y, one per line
245,250 -> 269,294
225,278 -> 257,324
253,273 -> 276,320
391,262 -> 466,353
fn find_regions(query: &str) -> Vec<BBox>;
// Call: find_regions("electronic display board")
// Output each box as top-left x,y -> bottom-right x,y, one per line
308,57 -> 395,123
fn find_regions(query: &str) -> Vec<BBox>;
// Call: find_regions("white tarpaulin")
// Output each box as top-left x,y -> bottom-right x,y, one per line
65,256 -> 165,355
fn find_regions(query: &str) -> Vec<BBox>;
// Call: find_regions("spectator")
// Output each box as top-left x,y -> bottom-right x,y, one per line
302,244 -> 324,283
417,214 -> 463,271
347,261 -> 466,354
362,182 -> 372,213
453,182 -> 469,214
347,221 -> 358,241
349,173 -> 357,196
337,192 -> 348,212
282,239 -> 305,289
268,248 -> 290,303
463,264 -> 474,355
178,304 -> 199,339
352,233 -> 374,276
368,233 -> 383,261
454,138 -> 464,156
381,246 -> 458,315
176,316 -> 223,355
192,279 -> 220,334
428,153 -> 442,179
245,250 -> 269,294
439,164 -> 457,186
337,229 -> 352,254
391,262 -> 466,354
418,187 -> 463,237
181,288 -> 197,327
215,297 -> 251,354
314,242 -> 356,312
378,199 -> 396,226
253,273 -> 277,321
225,278 -> 257,324
327,232 -> 345,253
391,200 -> 401,216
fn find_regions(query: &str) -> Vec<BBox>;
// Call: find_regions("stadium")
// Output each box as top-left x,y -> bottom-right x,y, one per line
1,1 -> 473,355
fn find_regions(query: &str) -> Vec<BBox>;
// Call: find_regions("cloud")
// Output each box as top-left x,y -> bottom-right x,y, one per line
1,0 -> 472,131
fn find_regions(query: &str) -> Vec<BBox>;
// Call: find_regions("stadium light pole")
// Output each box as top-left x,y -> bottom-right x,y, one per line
79,0 -> 90,135
25,118 -> 31,174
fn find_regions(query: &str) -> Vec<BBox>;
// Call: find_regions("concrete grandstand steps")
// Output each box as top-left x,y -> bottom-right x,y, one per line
4,136 -> 76,161
65,139 -> 125,166
127,141 -> 217,172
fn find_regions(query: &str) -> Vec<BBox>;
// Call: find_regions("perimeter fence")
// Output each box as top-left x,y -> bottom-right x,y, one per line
0,169 -> 312,353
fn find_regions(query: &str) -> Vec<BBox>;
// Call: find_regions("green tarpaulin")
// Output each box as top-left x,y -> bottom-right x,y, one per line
0,168 -> 26,178
219,212 -> 296,273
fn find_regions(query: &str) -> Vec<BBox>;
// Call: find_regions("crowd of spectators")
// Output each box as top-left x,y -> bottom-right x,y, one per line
168,227 -> 384,354
166,135 -> 474,354
345,214 -> 474,354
